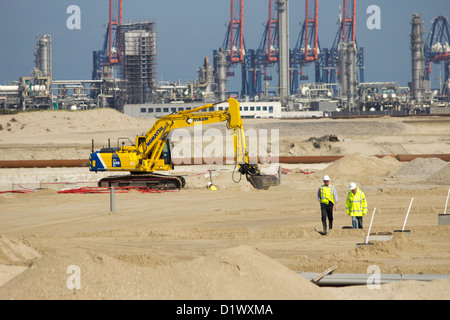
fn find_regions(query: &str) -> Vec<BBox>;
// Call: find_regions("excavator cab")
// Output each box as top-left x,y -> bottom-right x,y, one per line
159,139 -> 173,167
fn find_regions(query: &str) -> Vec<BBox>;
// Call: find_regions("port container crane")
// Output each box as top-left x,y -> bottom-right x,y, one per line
323,0 -> 364,89
290,0 -> 323,94
92,0 -> 122,80
425,16 -> 450,98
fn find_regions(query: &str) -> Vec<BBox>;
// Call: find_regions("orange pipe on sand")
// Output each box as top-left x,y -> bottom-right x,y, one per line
0,154 -> 449,168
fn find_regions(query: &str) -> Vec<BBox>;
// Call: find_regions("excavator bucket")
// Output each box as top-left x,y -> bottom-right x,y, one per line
247,174 -> 279,190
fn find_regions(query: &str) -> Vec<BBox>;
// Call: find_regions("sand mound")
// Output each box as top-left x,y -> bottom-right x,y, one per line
322,232 -> 423,262
395,157 -> 448,178
164,245 -> 327,300
0,245 -> 330,300
427,163 -> 450,184
359,232 -> 424,257
318,153 -> 401,179
0,235 -> 41,266
0,108 -> 151,136
0,236 -> 41,288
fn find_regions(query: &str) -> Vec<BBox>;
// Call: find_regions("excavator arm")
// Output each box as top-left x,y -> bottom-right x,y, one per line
89,98 -> 278,189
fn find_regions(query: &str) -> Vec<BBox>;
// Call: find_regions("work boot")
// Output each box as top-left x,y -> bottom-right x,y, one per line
321,222 -> 327,235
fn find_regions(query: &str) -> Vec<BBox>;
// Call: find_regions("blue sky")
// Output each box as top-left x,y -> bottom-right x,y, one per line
0,0 -> 448,91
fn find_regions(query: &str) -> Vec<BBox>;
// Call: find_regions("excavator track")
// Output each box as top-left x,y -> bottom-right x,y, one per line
98,173 -> 185,190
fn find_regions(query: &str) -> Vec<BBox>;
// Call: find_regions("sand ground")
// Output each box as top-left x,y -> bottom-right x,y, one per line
0,109 -> 449,300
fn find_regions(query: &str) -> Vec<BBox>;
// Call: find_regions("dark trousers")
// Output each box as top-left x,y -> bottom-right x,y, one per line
320,202 -> 334,231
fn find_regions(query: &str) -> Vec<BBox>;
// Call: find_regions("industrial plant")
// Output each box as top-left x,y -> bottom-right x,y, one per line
0,0 -> 449,117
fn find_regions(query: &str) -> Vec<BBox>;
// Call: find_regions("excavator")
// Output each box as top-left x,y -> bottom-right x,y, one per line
89,98 -> 279,190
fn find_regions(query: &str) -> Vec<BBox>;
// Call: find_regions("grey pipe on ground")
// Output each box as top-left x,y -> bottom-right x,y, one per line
299,272 -> 450,287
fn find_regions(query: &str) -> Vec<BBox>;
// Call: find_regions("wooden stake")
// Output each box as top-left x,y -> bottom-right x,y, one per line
312,265 -> 338,284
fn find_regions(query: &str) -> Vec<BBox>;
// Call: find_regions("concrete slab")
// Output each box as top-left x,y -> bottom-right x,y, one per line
364,232 -> 393,243
356,242 -> 374,248
438,214 -> 450,226
394,230 -> 411,236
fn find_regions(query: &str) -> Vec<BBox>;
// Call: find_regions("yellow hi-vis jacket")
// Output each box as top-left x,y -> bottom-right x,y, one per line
345,189 -> 368,216
318,185 -> 337,204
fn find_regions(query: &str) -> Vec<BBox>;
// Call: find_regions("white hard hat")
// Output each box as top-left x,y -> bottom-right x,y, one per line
349,182 -> 357,190
323,175 -> 330,181
207,182 -> 212,186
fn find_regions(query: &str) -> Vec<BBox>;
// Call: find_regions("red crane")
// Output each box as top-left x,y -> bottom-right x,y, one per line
223,0 -> 245,66
291,0 -> 321,90
108,0 -> 122,65
257,0 -> 279,82
341,0 -> 356,43
92,0 -> 122,79
303,0 -> 319,62
324,0 -> 364,85
265,0 -> 278,64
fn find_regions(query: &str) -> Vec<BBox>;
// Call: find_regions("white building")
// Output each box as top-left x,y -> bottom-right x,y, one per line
123,100 -> 283,119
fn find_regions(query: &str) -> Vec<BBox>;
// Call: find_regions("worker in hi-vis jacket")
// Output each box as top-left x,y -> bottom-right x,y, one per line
317,175 -> 338,235
345,182 -> 368,229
